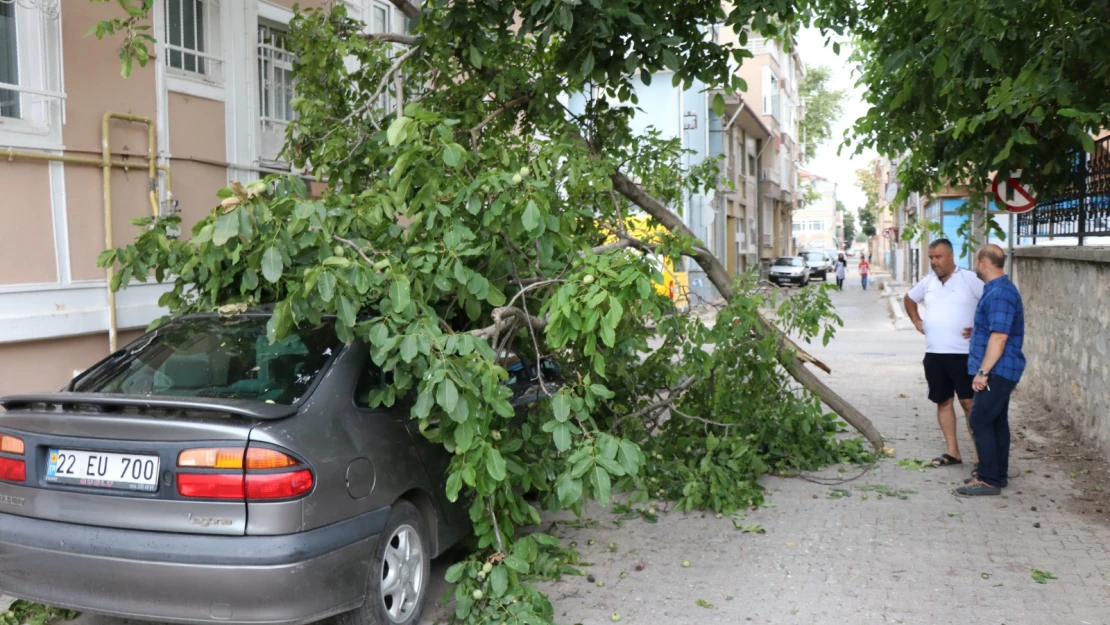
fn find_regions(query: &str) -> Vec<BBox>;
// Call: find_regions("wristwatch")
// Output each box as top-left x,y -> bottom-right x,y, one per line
977,369 -> 989,377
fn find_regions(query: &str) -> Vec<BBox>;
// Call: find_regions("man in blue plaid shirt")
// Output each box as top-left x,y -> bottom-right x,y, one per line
956,244 -> 1026,496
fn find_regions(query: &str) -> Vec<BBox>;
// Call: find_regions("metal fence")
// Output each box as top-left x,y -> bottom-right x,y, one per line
1017,136 -> 1110,244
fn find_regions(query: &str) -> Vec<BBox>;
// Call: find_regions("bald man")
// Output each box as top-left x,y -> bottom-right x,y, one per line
956,244 -> 1026,497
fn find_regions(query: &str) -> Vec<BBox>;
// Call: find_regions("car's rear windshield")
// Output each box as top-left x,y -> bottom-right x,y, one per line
804,252 -> 826,261
773,258 -> 804,267
72,316 -> 338,405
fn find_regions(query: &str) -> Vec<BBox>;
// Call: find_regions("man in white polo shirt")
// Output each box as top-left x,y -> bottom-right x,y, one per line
904,239 -> 985,468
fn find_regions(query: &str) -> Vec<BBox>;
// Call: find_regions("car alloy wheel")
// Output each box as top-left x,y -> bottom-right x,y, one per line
337,500 -> 430,625
380,524 -> 424,622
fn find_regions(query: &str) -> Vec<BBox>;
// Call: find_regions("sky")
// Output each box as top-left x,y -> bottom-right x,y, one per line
795,27 -> 877,218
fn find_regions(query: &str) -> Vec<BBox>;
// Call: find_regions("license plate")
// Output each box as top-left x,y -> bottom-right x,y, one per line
47,449 -> 160,492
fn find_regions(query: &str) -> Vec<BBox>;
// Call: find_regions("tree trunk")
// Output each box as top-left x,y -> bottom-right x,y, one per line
611,172 -> 885,451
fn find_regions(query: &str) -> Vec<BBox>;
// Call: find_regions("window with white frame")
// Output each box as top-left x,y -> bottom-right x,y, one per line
792,222 -> 803,232
0,3 -> 19,119
164,0 -> 223,82
761,67 -> 779,120
0,2 -> 64,147
809,220 -> 825,231
258,22 -> 295,164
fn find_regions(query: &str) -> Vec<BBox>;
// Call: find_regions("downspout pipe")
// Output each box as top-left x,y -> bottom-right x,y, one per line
102,112 -> 160,353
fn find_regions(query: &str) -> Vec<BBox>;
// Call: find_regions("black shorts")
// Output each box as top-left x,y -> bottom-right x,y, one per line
923,353 -> 974,404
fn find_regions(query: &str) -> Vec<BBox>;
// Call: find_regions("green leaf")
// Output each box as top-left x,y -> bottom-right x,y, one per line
552,391 -> 571,422
712,93 -> 725,117
487,448 -> 507,481
261,247 -> 283,282
390,278 -> 411,311
445,562 -> 466,583
553,422 -> 571,451
522,200 -> 541,231
589,383 -> 615,399
414,389 -> 433,419
436,379 -> 459,412
443,143 -> 464,168
317,271 -> 337,302
503,556 -> 529,573
1057,108 -> 1083,118
212,211 -> 240,246
468,45 -> 483,69
555,473 -> 582,506
1080,133 -> 1096,154
595,456 -> 625,477
490,565 -> 508,597
400,335 -> 418,363
336,295 -> 357,327
590,465 -> 612,505
454,419 -> 475,452
933,53 -> 948,77
662,49 -> 679,71
617,440 -> 641,475
241,269 -> 259,292
386,116 -> 412,147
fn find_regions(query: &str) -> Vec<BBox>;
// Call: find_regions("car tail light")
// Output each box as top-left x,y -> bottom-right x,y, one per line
246,448 -> 300,470
176,445 -> 312,501
0,434 -> 24,455
246,469 -> 314,499
178,448 -> 244,469
177,473 -> 245,499
0,458 -> 26,482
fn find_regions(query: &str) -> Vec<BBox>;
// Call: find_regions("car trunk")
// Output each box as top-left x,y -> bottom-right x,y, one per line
0,394 -> 287,536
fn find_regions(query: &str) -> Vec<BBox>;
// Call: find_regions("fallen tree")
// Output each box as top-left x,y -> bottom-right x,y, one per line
95,1 -> 881,623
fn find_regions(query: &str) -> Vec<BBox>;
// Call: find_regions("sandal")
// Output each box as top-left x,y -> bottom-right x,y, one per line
931,453 -> 963,467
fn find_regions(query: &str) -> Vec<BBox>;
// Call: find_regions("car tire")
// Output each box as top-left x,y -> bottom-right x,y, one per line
337,500 -> 431,625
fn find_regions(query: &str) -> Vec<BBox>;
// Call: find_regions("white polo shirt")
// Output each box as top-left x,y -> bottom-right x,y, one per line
907,267 -> 985,354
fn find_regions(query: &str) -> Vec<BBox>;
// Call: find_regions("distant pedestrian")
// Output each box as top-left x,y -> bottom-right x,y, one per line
859,258 -> 871,290
956,244 -> 1025,497
904,239 -> 984,469
833,253 -> 847,290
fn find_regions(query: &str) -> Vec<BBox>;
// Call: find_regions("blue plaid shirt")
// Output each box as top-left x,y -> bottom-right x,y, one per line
968,276 -> 1026,383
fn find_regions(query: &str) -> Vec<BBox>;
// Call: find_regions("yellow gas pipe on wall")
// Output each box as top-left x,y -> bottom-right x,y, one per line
3,111 -> 172,353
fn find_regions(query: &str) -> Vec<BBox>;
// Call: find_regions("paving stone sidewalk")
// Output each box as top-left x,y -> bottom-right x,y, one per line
519,271 -> 1110,625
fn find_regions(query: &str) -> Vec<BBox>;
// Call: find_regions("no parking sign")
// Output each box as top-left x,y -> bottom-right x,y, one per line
992,170 -> 1037,213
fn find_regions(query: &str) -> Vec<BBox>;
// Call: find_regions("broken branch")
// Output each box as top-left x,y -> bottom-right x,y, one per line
470,96 -> 532,149
609,170 -> 884,451
470,306 -> 548,340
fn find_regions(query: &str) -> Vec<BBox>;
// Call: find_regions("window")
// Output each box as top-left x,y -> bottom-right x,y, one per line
164,0 -> 222,81
810,220 -> 825,231
762,67 -> 779,119
793,222 -> 803,232
372,3 -> 389,33
0,2 -> 64,147
72,316 -> 339,406
0,3 -> 18,119
258,22 -> 296,164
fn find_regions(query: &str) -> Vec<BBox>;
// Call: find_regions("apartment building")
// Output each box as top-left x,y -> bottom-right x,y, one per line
794,170 -> 838,252
0,0 -> 408,395
727,32 -> 805,269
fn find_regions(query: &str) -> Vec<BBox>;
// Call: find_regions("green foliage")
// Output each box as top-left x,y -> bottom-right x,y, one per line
797,66 -> 846,162
1031,569 -> 1058,584
92,2 -> 876,624
0,601 -> 78,625
86,0 -> 155,78
847,0 -> 1110,202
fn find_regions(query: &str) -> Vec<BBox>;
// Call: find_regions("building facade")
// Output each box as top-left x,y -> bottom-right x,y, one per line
0,0 -> 407,395
794,170 -> 837,252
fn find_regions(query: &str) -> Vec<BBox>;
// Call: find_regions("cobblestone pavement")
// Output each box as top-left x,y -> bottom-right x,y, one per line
519,270 -> 1110,625
6,271 -> 1109,625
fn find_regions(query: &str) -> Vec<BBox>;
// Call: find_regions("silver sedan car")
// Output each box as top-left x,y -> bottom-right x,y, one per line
0,312 -> 554,625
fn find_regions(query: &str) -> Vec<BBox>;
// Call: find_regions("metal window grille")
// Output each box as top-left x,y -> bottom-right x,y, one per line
165,0 -> 222,79
258,22 -> 295,163
0,2 -> 19,119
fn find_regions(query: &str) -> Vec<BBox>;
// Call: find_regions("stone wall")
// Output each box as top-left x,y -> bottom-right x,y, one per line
1013,246 -> 1110,459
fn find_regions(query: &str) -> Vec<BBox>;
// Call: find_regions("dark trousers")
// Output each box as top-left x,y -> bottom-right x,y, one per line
968,375 -> 1018,488
836,277 -> 844,290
